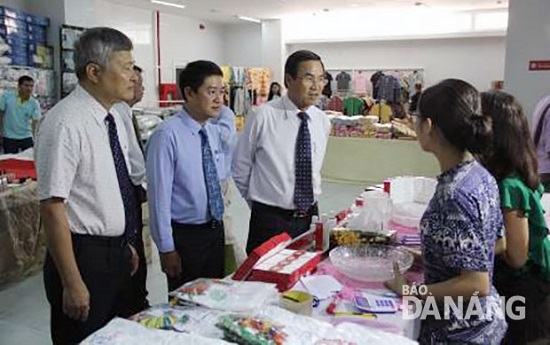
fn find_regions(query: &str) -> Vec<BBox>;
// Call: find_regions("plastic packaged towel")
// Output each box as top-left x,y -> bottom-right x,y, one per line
130,304 -> 230,339
81,317 -> 231,345
170,278 -> 278,313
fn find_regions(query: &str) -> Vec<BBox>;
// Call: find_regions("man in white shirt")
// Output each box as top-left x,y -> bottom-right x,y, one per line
36,27 -> 139,344
233,50 -> 331,253
113,64 -> 148,313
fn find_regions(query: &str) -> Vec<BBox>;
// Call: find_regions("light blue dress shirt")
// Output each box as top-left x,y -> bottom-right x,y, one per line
146,107 -> 233,253
0,90 -> 41,139
210,105 -> 236,181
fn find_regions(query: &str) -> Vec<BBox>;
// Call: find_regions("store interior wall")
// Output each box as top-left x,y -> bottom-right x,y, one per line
288,36 -> 506,92
8,1 -> 512,108
222,22 -> 262,67
504,0 -> 550,120
158,12 -> 224,86
93,1 -> 156,107
2,0 -> 28,10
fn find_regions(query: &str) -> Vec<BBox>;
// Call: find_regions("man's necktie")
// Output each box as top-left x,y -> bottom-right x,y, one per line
105,113 -> 137,244
294,112 -> 314,212
199,128 -> 224,221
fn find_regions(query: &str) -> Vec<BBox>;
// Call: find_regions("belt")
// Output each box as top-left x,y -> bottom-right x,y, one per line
71,233 -> 126,247
171,219 -> 223,230
252,202 -> 319,219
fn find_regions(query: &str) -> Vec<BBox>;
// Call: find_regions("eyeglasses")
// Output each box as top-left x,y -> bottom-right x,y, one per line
297,75 -> 328,87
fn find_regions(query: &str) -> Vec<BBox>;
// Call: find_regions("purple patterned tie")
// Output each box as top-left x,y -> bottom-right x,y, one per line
294,112 -> 314,211
105,113 -> 137,244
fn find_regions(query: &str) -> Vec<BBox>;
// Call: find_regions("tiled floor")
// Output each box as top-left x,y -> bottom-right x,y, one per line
0,181 -> 363,344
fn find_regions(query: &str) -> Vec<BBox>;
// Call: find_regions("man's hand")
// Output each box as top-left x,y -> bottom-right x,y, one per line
160,251 -> 181,278
63,279 -> 90,321
129,244 -> 139,276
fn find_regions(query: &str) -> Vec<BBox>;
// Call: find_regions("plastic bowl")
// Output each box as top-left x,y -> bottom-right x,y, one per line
329,245 -> 414,282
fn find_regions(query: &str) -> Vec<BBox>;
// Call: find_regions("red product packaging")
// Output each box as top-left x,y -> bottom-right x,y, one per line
232,232 -> 292,281
232,232 -> 322,292
249,249 -> 322,292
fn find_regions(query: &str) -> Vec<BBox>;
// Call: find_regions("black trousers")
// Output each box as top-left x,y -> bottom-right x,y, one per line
246,202 -> 318,254
167,220 -> 225,292
494,264 -> 550,344
128,186 -> 149,314
3,137 -> 33,154
540,173 -> 550,193
43,234 -> 133,345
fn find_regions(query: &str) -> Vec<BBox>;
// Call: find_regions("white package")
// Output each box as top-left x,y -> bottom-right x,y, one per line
81,317 -> 230,345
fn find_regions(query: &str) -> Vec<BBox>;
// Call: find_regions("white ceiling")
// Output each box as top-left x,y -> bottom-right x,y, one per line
108,0 -> 508,24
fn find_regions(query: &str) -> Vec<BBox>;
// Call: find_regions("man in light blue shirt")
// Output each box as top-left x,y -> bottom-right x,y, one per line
146,60 -> 235,291
0,75 -> 41,154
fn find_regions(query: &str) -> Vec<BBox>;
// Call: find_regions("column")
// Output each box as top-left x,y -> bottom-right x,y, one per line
504,0 -> 550,119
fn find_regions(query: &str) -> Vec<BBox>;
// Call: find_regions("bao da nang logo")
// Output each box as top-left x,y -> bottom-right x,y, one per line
401,284 -> 525,321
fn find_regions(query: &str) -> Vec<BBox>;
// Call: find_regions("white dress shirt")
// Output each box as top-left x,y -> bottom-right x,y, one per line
113,102 -> 146,186
232,95 -> 331,210
36,85 -> 131,237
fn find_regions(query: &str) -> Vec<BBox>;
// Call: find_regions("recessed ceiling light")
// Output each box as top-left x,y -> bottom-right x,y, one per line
350,3 -> 359,7
236,15 -> 261,23
323,8 -> 330,12
151,0 -> 186,9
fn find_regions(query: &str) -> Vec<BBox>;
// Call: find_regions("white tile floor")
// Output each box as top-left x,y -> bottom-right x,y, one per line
0,181 -> 363,344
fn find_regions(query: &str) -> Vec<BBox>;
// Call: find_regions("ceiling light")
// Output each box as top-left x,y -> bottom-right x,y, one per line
151,0 -> 186,9
236,15 -> 261,23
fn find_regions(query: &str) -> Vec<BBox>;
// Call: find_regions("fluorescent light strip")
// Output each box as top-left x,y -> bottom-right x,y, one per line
237,15 -> 261,23
151,0 -> 186,9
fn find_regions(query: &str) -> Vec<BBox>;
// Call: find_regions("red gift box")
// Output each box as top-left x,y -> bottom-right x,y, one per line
232,232 -> 322,292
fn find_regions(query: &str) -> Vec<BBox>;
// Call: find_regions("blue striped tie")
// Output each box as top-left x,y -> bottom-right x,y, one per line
199,128 -> 224,221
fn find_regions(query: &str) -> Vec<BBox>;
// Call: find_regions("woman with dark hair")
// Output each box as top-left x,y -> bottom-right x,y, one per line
479,91 -> 550,345
267,81 -> 282,101
386,79 -> 507,344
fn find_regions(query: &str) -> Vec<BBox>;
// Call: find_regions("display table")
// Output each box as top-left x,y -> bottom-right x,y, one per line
322,137 -> 440,184
295,257 -> 422,339
0,182 -> 43,289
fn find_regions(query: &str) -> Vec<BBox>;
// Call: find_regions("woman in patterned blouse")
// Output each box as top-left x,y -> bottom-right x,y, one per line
386,79 -> 507,344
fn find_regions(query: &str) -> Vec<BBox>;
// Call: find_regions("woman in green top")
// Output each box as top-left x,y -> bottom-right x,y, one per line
480,91 -> 550,344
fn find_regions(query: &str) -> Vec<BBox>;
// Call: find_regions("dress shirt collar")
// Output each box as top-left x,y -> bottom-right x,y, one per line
177,107 -> 206,135
73,84 -> 117,126
282,95 -> 314,121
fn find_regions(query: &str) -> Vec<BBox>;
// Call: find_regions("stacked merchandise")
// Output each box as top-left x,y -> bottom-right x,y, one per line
329,115 -> 378,138
108,298 -> 418,345
0,6 -> 51,68
0,65 -> 56,113
61,25 -> 86,97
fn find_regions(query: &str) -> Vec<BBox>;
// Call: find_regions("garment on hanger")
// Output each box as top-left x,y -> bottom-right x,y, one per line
336,71 -> 352,91
408,71 -> 424,99
375,75 -> 401,103
344,97 -> 365,116
327,96 -> 344,113
352,71 -> 369,95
